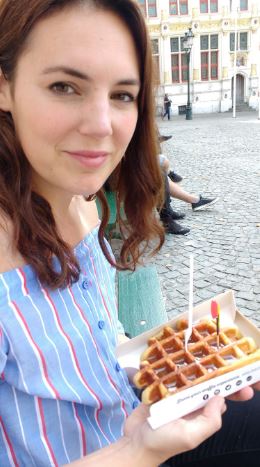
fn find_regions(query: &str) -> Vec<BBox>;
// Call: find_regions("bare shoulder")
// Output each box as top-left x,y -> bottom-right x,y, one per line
0,213 -> 25,273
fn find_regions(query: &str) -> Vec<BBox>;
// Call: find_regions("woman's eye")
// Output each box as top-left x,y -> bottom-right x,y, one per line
112,92 -> 135,103
49,82 -> 75,95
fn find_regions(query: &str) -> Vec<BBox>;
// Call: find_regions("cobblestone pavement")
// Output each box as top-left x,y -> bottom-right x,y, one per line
113,111 -> 260,327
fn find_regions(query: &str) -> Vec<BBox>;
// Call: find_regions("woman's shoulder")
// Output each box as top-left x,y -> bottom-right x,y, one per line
0,198 -> 99,274
0,213 -> 25,274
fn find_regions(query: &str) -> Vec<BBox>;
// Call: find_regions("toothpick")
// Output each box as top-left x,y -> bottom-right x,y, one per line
216,303 -> 220,349
185,254 -> 193,351
216,316 -> 220,349
211,300 -> 220,350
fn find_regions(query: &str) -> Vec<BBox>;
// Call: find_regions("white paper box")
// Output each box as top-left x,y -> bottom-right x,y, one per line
116,290 -> 260,429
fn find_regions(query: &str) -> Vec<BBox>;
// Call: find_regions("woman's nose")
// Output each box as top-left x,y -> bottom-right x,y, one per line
78,97 -> 113,138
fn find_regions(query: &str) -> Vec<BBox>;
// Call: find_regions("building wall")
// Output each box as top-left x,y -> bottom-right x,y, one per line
138,0 -> 260,114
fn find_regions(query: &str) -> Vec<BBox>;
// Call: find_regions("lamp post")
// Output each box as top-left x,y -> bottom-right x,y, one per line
183,28 -> 194,120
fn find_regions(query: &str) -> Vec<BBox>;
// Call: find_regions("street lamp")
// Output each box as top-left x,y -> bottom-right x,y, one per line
183,28 -> 194,120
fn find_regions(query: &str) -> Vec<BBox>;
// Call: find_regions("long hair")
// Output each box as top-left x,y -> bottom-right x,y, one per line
0,0 -> 164,289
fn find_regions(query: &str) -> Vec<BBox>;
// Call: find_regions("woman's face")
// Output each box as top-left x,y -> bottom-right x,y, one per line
1,4 -> 140,200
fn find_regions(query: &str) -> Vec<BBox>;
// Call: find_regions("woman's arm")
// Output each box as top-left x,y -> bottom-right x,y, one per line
69,397 -> 226,467
69,383 -> 260,466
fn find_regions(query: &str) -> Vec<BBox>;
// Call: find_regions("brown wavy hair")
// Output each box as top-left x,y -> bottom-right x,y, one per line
0,0 -> 164,289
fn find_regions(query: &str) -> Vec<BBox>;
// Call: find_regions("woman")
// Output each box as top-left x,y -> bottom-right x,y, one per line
0,1 -> 259,466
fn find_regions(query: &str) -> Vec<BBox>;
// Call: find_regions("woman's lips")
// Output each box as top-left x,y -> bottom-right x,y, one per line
65,150 -> 108,168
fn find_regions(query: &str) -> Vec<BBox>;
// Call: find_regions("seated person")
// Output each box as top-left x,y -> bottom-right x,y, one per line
159,153 -> 218,212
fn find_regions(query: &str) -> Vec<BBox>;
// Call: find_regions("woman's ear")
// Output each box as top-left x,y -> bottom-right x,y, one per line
0,70 -> 12,112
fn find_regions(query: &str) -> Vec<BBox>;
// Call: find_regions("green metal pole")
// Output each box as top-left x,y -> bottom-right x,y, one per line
186,50 -> 192,120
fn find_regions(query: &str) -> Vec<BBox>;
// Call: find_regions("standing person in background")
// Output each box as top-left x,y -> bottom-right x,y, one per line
0,1 -> 259,466
163,93 -> 172,120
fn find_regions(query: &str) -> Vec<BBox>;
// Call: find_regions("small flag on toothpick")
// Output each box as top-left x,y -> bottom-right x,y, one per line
211,300 -> 220,349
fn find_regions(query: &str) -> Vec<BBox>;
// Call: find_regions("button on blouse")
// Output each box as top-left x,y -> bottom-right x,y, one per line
82,279 -> 89,290
98,320 -> 105,330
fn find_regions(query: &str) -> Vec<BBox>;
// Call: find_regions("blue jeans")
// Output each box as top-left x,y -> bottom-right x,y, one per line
161,391 -> 260,466
163,107 -> 171,120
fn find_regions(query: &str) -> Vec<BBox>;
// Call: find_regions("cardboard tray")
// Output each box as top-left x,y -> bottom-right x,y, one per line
116,290 -> 260,429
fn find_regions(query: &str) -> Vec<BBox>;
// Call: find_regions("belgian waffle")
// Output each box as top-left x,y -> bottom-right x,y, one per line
133,319 -> 260,405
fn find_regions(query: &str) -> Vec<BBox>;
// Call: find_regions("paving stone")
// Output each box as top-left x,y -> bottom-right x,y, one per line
197,288 -> 218,300
228,283 -> 254,293
235,291 -> 256,301
237,269 -> 254,278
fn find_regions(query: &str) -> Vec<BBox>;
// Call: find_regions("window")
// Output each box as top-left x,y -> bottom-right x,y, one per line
240,0 -> 248,10
200,34 -> 218,80
170,37 -> 188,83
230,0 -> 248,11
230,32 -> 248,51
169,0 -> 188,15
200,0 -> 218,13
151,39 -> 160,83
137,0 -> 157,17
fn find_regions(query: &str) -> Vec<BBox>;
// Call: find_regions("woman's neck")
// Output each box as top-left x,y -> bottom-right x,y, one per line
53,196 -> 99,248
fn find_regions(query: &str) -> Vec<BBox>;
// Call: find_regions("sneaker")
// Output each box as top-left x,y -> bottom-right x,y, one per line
168,170 -> 183,183
164,219 -> 190,235
192,195 -> 219,211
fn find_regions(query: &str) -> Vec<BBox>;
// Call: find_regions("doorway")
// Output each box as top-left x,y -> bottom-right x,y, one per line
232,74 -> 245,105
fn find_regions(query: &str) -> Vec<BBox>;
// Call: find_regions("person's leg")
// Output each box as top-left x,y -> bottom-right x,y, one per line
164,391 -> 260,467
168,178 -> 198,204
168,179 -> 218,210
160,175 -> 180,220
162,174 -> 172,212
159,175 -> 189,235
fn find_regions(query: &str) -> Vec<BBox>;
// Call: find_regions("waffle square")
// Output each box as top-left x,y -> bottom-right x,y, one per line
133,319 -> 260,405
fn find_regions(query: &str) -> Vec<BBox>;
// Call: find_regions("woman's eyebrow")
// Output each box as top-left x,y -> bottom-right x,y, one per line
42,66 -> 89,80
42,66 -> 140,86
117,79 -> 140,87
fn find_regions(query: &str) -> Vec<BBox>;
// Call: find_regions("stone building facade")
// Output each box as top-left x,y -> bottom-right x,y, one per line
137,0 -> 260,114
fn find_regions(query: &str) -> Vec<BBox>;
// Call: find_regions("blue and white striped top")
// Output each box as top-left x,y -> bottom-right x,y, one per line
0,225 -> 139,466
